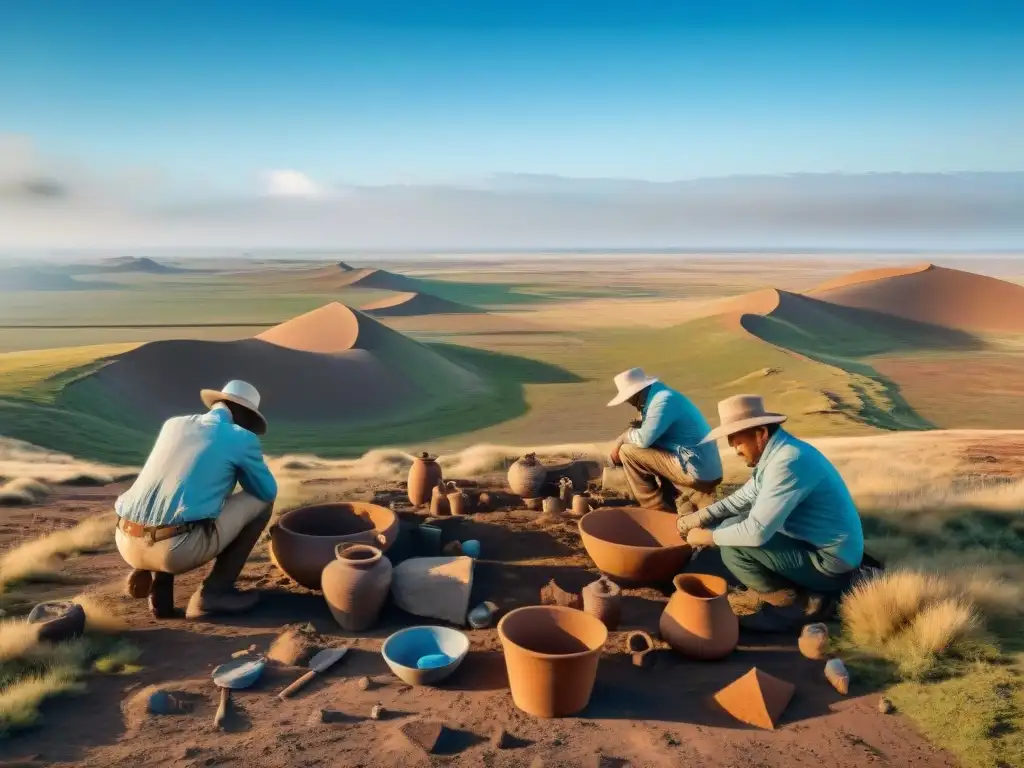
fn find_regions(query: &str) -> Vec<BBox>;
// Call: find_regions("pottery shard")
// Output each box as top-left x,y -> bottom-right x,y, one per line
713,667 -> 795,730
798,622 -> 830,660
825,658 -> 850,695
540,578 -> 582,610
399,719 -> 446,755
391,556 -> 474,626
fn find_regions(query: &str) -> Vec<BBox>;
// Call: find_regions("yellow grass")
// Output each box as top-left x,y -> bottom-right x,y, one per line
0,668 -> 84,734
0,477 -> 52,507
0,513 -> 115,590
0,437 -> 134,487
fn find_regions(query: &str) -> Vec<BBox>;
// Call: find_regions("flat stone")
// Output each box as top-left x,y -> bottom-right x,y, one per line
319,708 -> 354,724
399,720 -> 445,755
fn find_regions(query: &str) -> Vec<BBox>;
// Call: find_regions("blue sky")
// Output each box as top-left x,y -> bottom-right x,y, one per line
2,0 -> 1023,190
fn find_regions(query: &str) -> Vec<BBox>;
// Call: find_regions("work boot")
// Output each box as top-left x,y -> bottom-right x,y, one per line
148,572 -> 177,619
185,587 -> 260,620
737,591 -> 838,634
125,568 -> 153,599
726,588 -> 765,617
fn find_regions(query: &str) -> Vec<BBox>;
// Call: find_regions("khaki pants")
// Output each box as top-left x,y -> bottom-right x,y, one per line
619,444 -> 721,514
115,492 -> 272,592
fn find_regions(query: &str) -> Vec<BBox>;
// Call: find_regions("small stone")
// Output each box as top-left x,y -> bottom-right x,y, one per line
182,747 -> 202,759
147,689 -> 178,715
231,644 -> 257,658
490,725 -> 511,749
878,697 -> 895,714
319,709 -> 349,724
370,702 -> 384,720
357,676 -> 372,691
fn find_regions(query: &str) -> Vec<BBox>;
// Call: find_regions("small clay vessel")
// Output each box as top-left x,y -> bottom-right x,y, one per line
476,492 -> 493,511
407,452 -> 443,507
497,605 -> 608,718
625,630 -> 655,667
430,482 -> 450,516
508,453 -> 547,498
659,573 -> 738,660
798,623 -> 830,660
540,578 -> 582,610
322,542 -> 393,632
558,477 -> 574,508
542,496 -> 564,516
571,493 -> 591,516
825,658 -> 850,695
524,497 -> 542,511
446,481 -> 469,516
582,576 -> 621,630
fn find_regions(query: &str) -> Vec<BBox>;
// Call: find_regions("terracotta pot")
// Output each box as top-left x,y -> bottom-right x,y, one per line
270,502 -> 400,590
407,452 -> 443,507
582,576 -> 621,630
322,543 -> 393,631
798,623 -> 830,660
508,453 -> 547,498
659,573 -> 738,660
571,494 -> 591,516
578,507 -> 691,583
430,482 -> 450,516
497,606 -> 607,718
446,481 -> 468,516
542,496 -> 564,516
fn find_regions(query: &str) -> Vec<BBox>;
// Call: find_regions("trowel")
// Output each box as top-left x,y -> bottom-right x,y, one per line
277,647 -> 349,700
212,654 -> 266,729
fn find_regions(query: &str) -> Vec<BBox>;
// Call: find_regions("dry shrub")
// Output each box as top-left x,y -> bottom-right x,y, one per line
0,513 -> 115,589
72,594 -> 128,634
0,667 -> 83,734
0,478 -> 51,507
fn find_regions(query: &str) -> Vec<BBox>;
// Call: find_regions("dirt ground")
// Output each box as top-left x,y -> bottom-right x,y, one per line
0,482 -> 958,768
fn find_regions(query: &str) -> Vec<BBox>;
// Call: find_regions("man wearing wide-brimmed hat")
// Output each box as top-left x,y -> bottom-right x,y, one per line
678,394 -> 865,632
607,368 -> 723,515
114,380 -> 278,620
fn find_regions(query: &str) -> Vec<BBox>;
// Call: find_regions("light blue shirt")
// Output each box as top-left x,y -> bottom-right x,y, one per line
624,381 -> 723,482
707,429 -> 864,572
115,405 -> 278,527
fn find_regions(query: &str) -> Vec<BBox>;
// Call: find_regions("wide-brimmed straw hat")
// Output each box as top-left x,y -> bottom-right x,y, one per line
200,380 -> 267,435
607,367 -> 659,407
699,394 -> 786,444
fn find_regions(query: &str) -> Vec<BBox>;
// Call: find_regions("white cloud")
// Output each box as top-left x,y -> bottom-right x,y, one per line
262,169 -> 323,198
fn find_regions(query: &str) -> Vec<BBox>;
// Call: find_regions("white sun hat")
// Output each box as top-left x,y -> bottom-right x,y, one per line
607,367 -> 660,407
200,380 -> 267,435
699,394 -> 786,444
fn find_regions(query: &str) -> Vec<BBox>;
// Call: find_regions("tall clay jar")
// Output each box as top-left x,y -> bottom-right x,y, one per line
322,541 -> 393,632
408,452 -> 443,507
508,453 -> 547,499
582,576 -> 622,631
659,573 -> 738,660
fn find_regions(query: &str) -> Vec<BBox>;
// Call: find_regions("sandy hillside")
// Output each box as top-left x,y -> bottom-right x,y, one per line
62,303 -> 480,424
360,291 -> 477,316
810,263 -> 1024,332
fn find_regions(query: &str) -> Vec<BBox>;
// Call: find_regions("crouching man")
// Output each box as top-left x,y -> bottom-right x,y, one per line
607,367 -> 723,515
678,395 -> 864,632
115,380 -> 278,620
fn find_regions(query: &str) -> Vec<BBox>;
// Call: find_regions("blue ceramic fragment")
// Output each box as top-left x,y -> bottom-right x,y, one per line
460,540 -> 481,559
416,653 -> 452,670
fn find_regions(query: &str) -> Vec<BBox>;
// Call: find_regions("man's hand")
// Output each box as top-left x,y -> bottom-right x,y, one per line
610,442 -> 622,466
686,528 -> 716,548
676,511 -> 704,537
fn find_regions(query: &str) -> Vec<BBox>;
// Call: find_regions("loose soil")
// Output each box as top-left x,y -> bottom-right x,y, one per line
0,483 -> 957,767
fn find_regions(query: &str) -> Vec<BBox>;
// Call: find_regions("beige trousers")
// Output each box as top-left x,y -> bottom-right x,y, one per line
115,492 -> 271,588
619,444 -> 721,514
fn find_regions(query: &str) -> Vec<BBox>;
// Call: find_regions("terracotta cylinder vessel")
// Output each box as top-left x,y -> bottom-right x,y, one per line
322,543 -> 393,631
498,605 -> 607,718
659,573 -> 738,660
408,453 -> 443,507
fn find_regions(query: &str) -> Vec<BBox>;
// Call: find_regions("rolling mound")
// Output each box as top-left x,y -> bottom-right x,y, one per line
96,256 -> 185,274
0,267 -> 117,292
360,292 -> 477,317
286,264 -> 426,293
68,302 -> 480,424
810,263 -> 932,293
810,263 -> 1024,333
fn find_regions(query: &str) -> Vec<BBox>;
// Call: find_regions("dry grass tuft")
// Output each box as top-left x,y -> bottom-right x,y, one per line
0,513 -> 115,590
0,667 -> 84,734
0,477 -> 51,507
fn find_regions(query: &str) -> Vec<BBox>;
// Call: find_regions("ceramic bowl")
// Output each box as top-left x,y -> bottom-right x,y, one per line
270,502 -> 400,590
381,625 -> 470,686
578,506 -> 692,584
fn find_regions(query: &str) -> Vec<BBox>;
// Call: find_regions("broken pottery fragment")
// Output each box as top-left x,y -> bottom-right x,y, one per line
572,493 -> 592,516
625,630 -> 655,667
468,600 -> 499,629
540,578 -> 582,610
524,497 -> 543,511
390,556 -> 474,626
542,496 -> 564,516
582,576 -> 622,630
798,623 -> 830,660
713,667 -> 795,730
825,658 -> 850,695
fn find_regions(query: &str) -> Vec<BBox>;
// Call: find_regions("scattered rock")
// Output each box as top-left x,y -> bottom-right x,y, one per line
357,676 -> 372,691
879,697 -> 895,714
798,623 -> 830,660
182,747 -> 202,759
268,627 -> 321,667
232,644 -> 257,658
399,720 -> 445,755
825,658 -> 850,695
319,708 -> 352,724
147,688 -> 191,715
370,703 -> 384,720
490,725 -> 511,749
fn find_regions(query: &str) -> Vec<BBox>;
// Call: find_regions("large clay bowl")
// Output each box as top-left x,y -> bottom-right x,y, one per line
498,605 -> 607,718
381,625 -> 470,686
270,502 -> 399,590
578,506 -> 692,584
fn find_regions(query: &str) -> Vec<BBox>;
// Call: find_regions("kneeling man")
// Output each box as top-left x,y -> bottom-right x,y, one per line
679,395 -> 864,631
608,368 -> 723,515
115,380 -> 278,620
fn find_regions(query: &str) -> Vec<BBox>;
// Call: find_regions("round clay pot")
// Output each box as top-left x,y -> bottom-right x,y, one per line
322,543 -> 393,631
659,573 -> 738,660
497,605 -> 607,718
508,453 -> 547,498
542,496 -> 564,516
270,502 -> 400,590
582,576 -> 621,630
407,452 -> 443,507
571,494 -> 591,517
578,507 -> 691,584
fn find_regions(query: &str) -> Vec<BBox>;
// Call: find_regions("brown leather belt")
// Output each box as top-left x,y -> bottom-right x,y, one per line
117,518 -> 194,542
